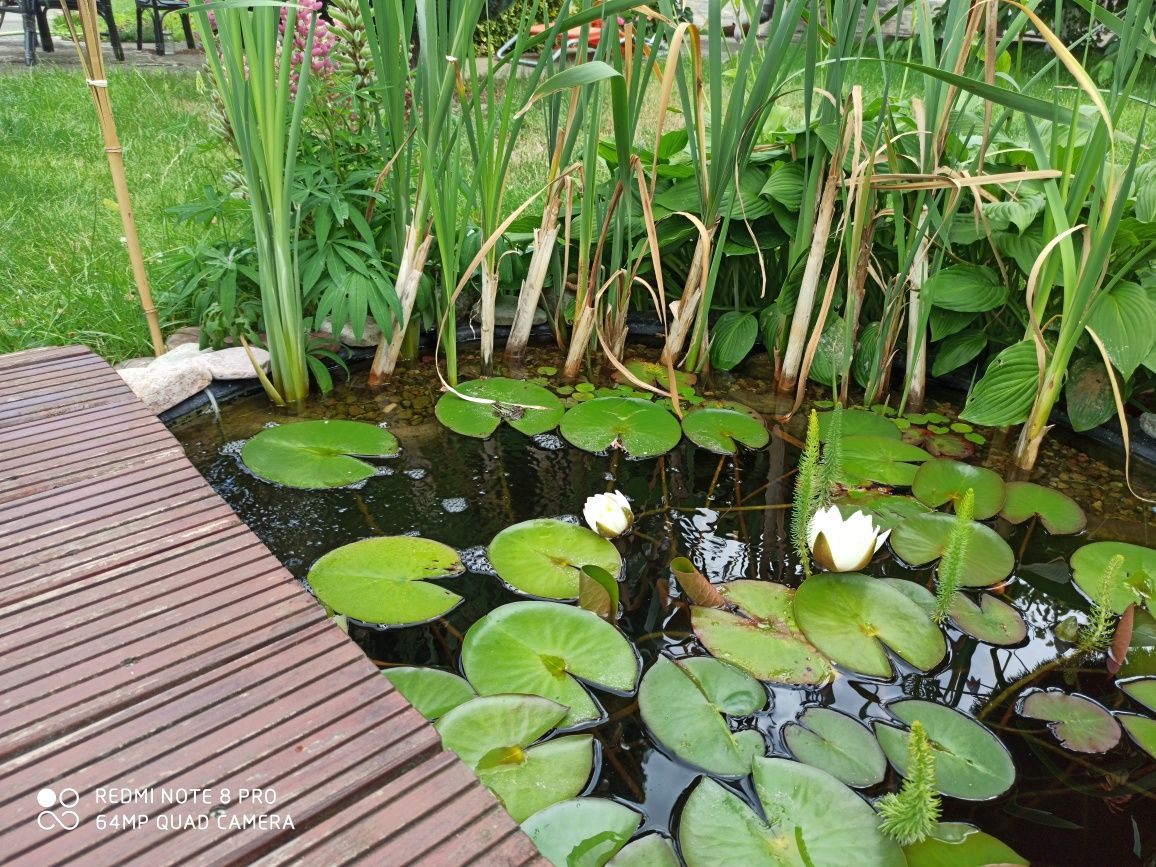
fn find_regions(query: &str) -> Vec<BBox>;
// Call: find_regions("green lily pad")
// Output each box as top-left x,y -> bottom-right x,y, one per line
902,822 -> 1027,867
607,833 -> 679,867
818,407 -> 901,440
306,537 -> 464,627
782,707 -> 886,787
999,482 -> 1086,534
522,798 -> 642,867
836,492 -> 932,530
912,459 -> 1006,519
614,359 -> 697,390
948,593 -> 1027,645
560,397 -> 682,458
488,518 -> 622,600
1120,676 -> 1156,712
890,512 -> 1015,586
1070,541 -> 1156,613
382,666 -> 476,720
434,377 -> 565,438
691,581 -> 832,685
875,700 -> 1015,800
903,426 -> 976,460
793,573 -> 947,678
1017,689 -> 1121,754
678,758 -> 905,867
436,694 -> 593,822
1119,714 -> 1156,760
462,601 -> 640,727
638,656 -> 767,777
241,420 -> 399,488
681,402 -> 769,454
836,435 -> 932,487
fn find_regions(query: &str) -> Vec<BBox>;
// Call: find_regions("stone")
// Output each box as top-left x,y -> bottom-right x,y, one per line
205,346 -> 270,380
118,360 -> 212,414
154,343 -> 210,366
1140,412 -> 1156,440
318,316 -> 383,348
165,326 -> 203,351
114,357 -> 153,370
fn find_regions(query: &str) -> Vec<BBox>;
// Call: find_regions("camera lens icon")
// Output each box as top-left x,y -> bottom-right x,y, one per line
37,789 -> 57,809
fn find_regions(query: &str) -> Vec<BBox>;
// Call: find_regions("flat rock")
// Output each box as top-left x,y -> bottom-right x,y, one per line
115,357 -> 153,370
165,326 -> 204,351
118,360 -> 212,414
206,346 -> 270,380
319,316 -> 383,348
1140,412 -> 1156,440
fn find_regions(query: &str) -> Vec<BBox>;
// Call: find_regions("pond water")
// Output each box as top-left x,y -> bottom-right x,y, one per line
174,354 -> 1156,866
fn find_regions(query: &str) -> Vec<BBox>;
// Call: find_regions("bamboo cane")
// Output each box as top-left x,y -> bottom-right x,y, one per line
60,0 -> 165,357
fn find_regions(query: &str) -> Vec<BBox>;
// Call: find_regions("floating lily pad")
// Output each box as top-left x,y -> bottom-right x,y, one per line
890,512 -> 1015,586
691,581 -> 832,685
836,492 -> 932,530
912,459 -> 1006,519
241,420 -> 399,488
949,593 -> 1027,645
607,833 -> 679,867
614,359 -> 697,390
782,707 -> 886,787
875,700 -> 1015,800
306,537 -> 464,627
903,426 -> 976,459
436,694 -> 594,822
1118,714 -> 1156,760
818,408 -> 901,440
903,822 -> 1027,867
793,573 -> 946,678
1120,676 -> 1156,712
681,402 -> 769,454
638,656 -> 766,777
435,377 -> 565,438
382,667 -> 476,720
999,482 -> 1086,534
560,397 -> 682,458
522,798 -> 642,867
1017,689 -> 1121,754
836,436 -> 932,487
488,519 -> 621,600
462,601 -> 640,727
678,758 -> 905,867
1070,542 -> 1156,613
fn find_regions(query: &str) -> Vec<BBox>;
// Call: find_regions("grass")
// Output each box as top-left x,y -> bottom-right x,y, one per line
0,45 -> 1150,363
0,68 -> 226,362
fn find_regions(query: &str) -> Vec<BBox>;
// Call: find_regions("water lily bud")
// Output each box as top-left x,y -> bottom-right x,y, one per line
584,490 -> 634,539
807,505 -> 890,572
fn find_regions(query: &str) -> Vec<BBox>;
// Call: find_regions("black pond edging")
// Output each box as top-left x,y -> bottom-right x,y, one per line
157,315 -> 1156,469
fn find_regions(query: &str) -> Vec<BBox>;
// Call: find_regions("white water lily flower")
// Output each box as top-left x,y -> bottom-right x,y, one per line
584,490 -> 634,539
807,505 -> 890,572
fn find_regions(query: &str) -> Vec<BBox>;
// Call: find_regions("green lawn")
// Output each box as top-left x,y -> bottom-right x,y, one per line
0,68 -> 225,362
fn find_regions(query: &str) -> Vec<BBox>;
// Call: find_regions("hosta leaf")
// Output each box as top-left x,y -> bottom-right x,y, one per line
709,311 -> 759,371
932,330 -> 987,377
960,340 -> 1039,427
923,264 -> 1008,313
1086,281 -> 1156,379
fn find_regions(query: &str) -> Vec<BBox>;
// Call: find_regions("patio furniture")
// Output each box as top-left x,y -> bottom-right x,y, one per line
134,0 -> 194,56
1,0 -> 124,65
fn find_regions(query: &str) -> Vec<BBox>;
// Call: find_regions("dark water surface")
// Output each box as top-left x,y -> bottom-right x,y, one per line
174,366 -> 1156,867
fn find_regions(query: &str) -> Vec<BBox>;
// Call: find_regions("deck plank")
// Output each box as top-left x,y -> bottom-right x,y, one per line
0,345 -> 544,866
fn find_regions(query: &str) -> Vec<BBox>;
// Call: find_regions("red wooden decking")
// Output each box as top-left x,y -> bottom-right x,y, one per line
0,346 -> 544,866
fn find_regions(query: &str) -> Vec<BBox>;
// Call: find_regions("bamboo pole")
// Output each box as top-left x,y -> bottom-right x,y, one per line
61,0 -> 165,357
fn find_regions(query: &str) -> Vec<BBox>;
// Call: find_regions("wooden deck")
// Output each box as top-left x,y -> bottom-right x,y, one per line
0,346 -> 544,866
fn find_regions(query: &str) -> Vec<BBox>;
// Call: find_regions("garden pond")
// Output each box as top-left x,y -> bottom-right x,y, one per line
173,351 -> 1156,866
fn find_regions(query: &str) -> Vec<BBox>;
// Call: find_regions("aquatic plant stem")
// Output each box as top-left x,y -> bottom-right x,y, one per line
705,455 -> 727,505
